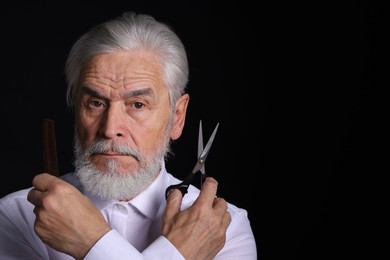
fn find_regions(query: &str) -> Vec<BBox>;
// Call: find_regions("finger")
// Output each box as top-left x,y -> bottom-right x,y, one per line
33,206 -> 39,216
212,197 -> 228,213
32,173 -> 57,191
221,210 -> 232,230
194,177 -> 219,206
163,188 -> 183,221
27,188 -> 44,207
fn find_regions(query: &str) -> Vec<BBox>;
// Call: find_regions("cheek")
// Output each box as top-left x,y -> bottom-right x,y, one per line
137,124 -> 167,151
76,116 -> 99,147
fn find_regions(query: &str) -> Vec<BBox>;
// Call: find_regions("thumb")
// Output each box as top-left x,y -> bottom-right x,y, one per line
163,188 -> 183,220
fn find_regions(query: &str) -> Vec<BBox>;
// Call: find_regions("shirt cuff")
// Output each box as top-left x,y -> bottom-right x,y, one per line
142,236 -> 184,260
84,229 -> 143,260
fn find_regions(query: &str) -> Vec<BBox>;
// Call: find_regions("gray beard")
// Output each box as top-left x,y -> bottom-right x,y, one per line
73,133 -> 171,201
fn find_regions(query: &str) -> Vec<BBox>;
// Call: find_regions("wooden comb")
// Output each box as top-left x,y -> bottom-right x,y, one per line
42,118 -> 59,176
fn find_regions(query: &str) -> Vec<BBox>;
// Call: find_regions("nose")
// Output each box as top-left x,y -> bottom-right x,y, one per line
100,105 -> 125,139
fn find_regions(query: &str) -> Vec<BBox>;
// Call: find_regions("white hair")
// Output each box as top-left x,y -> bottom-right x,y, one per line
65,11 -> 189,114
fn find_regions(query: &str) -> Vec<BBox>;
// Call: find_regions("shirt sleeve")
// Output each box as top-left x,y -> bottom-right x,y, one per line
142,236 -> 185,260
84,230 -> 144,260
84,230 -> 184,260
214,206 -> 258,260
0,191 -> 49,260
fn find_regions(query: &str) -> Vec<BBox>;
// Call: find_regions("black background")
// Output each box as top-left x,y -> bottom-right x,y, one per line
0,1 -> 387,259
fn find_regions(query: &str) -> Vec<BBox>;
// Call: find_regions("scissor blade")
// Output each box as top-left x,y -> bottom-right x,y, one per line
200,122 -> 219,159
198,120 -> 205,174
192,122 -> 219,173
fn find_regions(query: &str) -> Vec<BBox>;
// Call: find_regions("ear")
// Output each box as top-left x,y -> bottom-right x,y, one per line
171,93 -> 190,140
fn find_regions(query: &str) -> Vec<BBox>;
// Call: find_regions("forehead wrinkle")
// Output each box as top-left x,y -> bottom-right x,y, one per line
122,88 -> 154,99
106,54 -> 160,81
86,68 -> 161,91
80,86 -> 155,103
83,69 -> 113,90
80,86 -> 108,99
82,51 -> 164,93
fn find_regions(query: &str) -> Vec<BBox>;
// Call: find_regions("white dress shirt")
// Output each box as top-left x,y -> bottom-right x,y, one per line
0,161 -> 257,259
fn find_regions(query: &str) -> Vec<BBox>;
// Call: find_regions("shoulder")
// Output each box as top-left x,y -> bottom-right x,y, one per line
0,172 -> 79,214
0,187 -> 31,207
179,181 -> 251,222
0,187 -> 34,226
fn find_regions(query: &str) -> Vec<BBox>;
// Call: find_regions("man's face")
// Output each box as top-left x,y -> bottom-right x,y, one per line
72,49 -> 189,200
75,49 -> 173,176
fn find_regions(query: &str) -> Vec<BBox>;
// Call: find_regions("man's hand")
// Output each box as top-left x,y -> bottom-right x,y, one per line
163,177 -> 231,260
27,173 -> 111,259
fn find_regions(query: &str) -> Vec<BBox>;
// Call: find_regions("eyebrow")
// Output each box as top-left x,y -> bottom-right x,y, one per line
123,88 -> 154,99
80,86 -> 155,100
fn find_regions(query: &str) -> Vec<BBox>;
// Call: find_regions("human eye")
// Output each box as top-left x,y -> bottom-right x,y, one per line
89,100 -> 106,109
131,101 -> 145,110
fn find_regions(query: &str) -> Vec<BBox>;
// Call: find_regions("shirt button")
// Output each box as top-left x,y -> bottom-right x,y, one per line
115,204 -> 128,215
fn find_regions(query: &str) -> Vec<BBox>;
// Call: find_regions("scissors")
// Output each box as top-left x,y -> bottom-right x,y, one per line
165,120 -> 219,199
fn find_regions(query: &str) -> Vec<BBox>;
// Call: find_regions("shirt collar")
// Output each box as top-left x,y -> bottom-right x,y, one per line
128,160 -> 167,219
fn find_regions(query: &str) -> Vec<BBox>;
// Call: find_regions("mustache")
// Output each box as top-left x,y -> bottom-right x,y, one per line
84,138 -> 141,162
